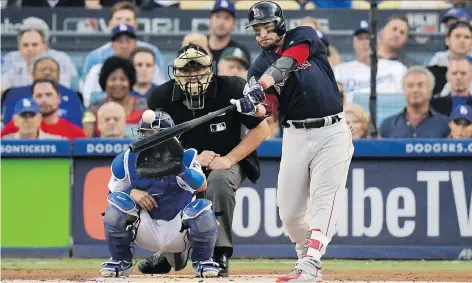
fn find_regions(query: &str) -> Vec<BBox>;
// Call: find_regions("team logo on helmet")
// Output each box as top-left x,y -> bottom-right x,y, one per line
171,43 -> 213,110
252,7 -> 261,18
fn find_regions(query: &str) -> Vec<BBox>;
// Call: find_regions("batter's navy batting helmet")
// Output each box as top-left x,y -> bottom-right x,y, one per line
246,1 -> 286,36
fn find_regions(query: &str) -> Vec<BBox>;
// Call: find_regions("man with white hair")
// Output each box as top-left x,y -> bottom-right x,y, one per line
380,66 -> 450,138
1,17 -> 78,91
97,102 -> 126,139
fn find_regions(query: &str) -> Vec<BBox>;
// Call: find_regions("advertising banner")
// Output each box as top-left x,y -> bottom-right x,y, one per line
71,139 -> 472,259
1,142 -> 71,254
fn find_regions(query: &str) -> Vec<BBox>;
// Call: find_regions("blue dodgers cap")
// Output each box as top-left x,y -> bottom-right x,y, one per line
443,8 -> 471,23
14,98 -> 40,115
450,105 -> 472,123
212,0 -> 236,18
111,24 -> 137,41
353,20 -> 369,36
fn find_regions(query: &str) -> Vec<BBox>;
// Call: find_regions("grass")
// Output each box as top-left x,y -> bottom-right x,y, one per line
2,258 -> 472,271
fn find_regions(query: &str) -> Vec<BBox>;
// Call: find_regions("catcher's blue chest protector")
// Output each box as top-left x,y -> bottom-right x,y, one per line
113,150 -> 193,221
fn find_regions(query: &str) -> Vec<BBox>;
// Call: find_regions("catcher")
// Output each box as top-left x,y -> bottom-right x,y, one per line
100,110 -> 221,278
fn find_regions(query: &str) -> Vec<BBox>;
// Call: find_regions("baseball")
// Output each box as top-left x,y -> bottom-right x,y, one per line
142,110 -> 156,123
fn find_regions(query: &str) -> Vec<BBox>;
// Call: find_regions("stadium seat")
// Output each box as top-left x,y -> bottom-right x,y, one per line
90,92 -> 108,105
352,0 -> 449,9
180,0 -> 215,9
68,52 -> 86,78
235,0 -> 302,10
352,93 -> 406,127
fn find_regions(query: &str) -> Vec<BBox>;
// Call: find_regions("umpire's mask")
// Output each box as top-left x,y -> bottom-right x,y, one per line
171,43 -> 213,110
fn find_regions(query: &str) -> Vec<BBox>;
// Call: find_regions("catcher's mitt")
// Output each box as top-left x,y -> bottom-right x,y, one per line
136,137 -> 184,178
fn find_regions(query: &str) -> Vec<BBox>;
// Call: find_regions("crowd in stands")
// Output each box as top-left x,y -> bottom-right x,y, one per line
1,0 -> 472,141
3,0 -> 472,10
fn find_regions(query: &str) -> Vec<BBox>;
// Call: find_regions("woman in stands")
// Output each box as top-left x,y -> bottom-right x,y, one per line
130,48 -> 158,98
82,56 -> 147,138
344,103 -> 371,139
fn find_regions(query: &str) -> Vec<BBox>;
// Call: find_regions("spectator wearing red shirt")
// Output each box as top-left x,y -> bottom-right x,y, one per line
82,56 -> 147,137
1,78 -> 86,140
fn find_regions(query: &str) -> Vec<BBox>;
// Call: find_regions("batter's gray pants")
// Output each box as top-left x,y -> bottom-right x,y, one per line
206,164 -> 245,256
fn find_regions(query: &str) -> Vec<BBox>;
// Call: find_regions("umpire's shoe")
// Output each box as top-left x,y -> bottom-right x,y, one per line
100,258 -> 133,277
213,253 -> 229,277
138,251 -> 172,274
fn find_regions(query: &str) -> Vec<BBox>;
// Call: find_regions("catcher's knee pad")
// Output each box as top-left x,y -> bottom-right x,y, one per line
103,192 -> 139,261
104,192 -> 139,234
182,199 -> 218,262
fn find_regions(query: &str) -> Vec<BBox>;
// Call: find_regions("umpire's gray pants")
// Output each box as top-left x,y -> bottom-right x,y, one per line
206,164 -> 245,252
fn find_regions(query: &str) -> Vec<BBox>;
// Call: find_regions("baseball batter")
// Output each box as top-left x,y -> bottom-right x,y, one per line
100,110 -> 221,278
230,1 -> 354,282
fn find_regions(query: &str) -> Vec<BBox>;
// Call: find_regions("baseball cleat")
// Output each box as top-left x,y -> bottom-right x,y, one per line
275,268 -> 322,283
213,253 -> 229,277
100,258 -> 133,277
192,260 -> 220,278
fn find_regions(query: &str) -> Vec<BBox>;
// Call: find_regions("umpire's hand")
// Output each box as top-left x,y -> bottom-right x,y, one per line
130,189 -> 158,211
196,150 -> 220,167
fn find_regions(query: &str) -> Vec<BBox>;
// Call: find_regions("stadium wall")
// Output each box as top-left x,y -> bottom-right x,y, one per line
1,139 -> 472,260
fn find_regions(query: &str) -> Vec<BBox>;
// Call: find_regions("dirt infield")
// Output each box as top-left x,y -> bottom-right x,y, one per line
3,268 -> 472,282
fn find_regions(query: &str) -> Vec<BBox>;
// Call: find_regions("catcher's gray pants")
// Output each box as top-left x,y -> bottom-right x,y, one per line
206,164 -> 245,255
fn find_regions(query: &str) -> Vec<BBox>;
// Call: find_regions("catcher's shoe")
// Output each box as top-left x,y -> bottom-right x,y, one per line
100,258 -> 133,277
275,268 -> 322,283
192,260 -> 220,278
138,251 -> 172,274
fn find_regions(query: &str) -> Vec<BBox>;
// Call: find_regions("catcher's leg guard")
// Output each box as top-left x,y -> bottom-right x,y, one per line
101,192 -> 139,277
182,199 -> 220,277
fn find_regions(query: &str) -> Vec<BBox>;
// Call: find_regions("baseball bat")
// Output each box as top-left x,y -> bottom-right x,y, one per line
129,104 -> 236,153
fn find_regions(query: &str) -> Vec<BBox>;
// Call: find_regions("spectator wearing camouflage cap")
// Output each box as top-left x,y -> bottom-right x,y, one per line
1,17 -> 78,93
217,47 -> 250,79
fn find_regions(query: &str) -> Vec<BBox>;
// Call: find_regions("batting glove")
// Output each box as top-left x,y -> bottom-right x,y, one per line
245,77 -> 266,104
230,97 -> 257,116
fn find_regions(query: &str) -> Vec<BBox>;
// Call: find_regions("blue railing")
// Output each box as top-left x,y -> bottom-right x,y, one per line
2,138 -> 472,157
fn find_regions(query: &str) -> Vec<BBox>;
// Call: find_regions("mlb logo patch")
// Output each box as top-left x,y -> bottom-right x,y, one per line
210,122 -> 226,132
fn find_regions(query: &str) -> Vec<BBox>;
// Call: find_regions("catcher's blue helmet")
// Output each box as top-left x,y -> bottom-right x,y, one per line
133,110 -> 175,138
